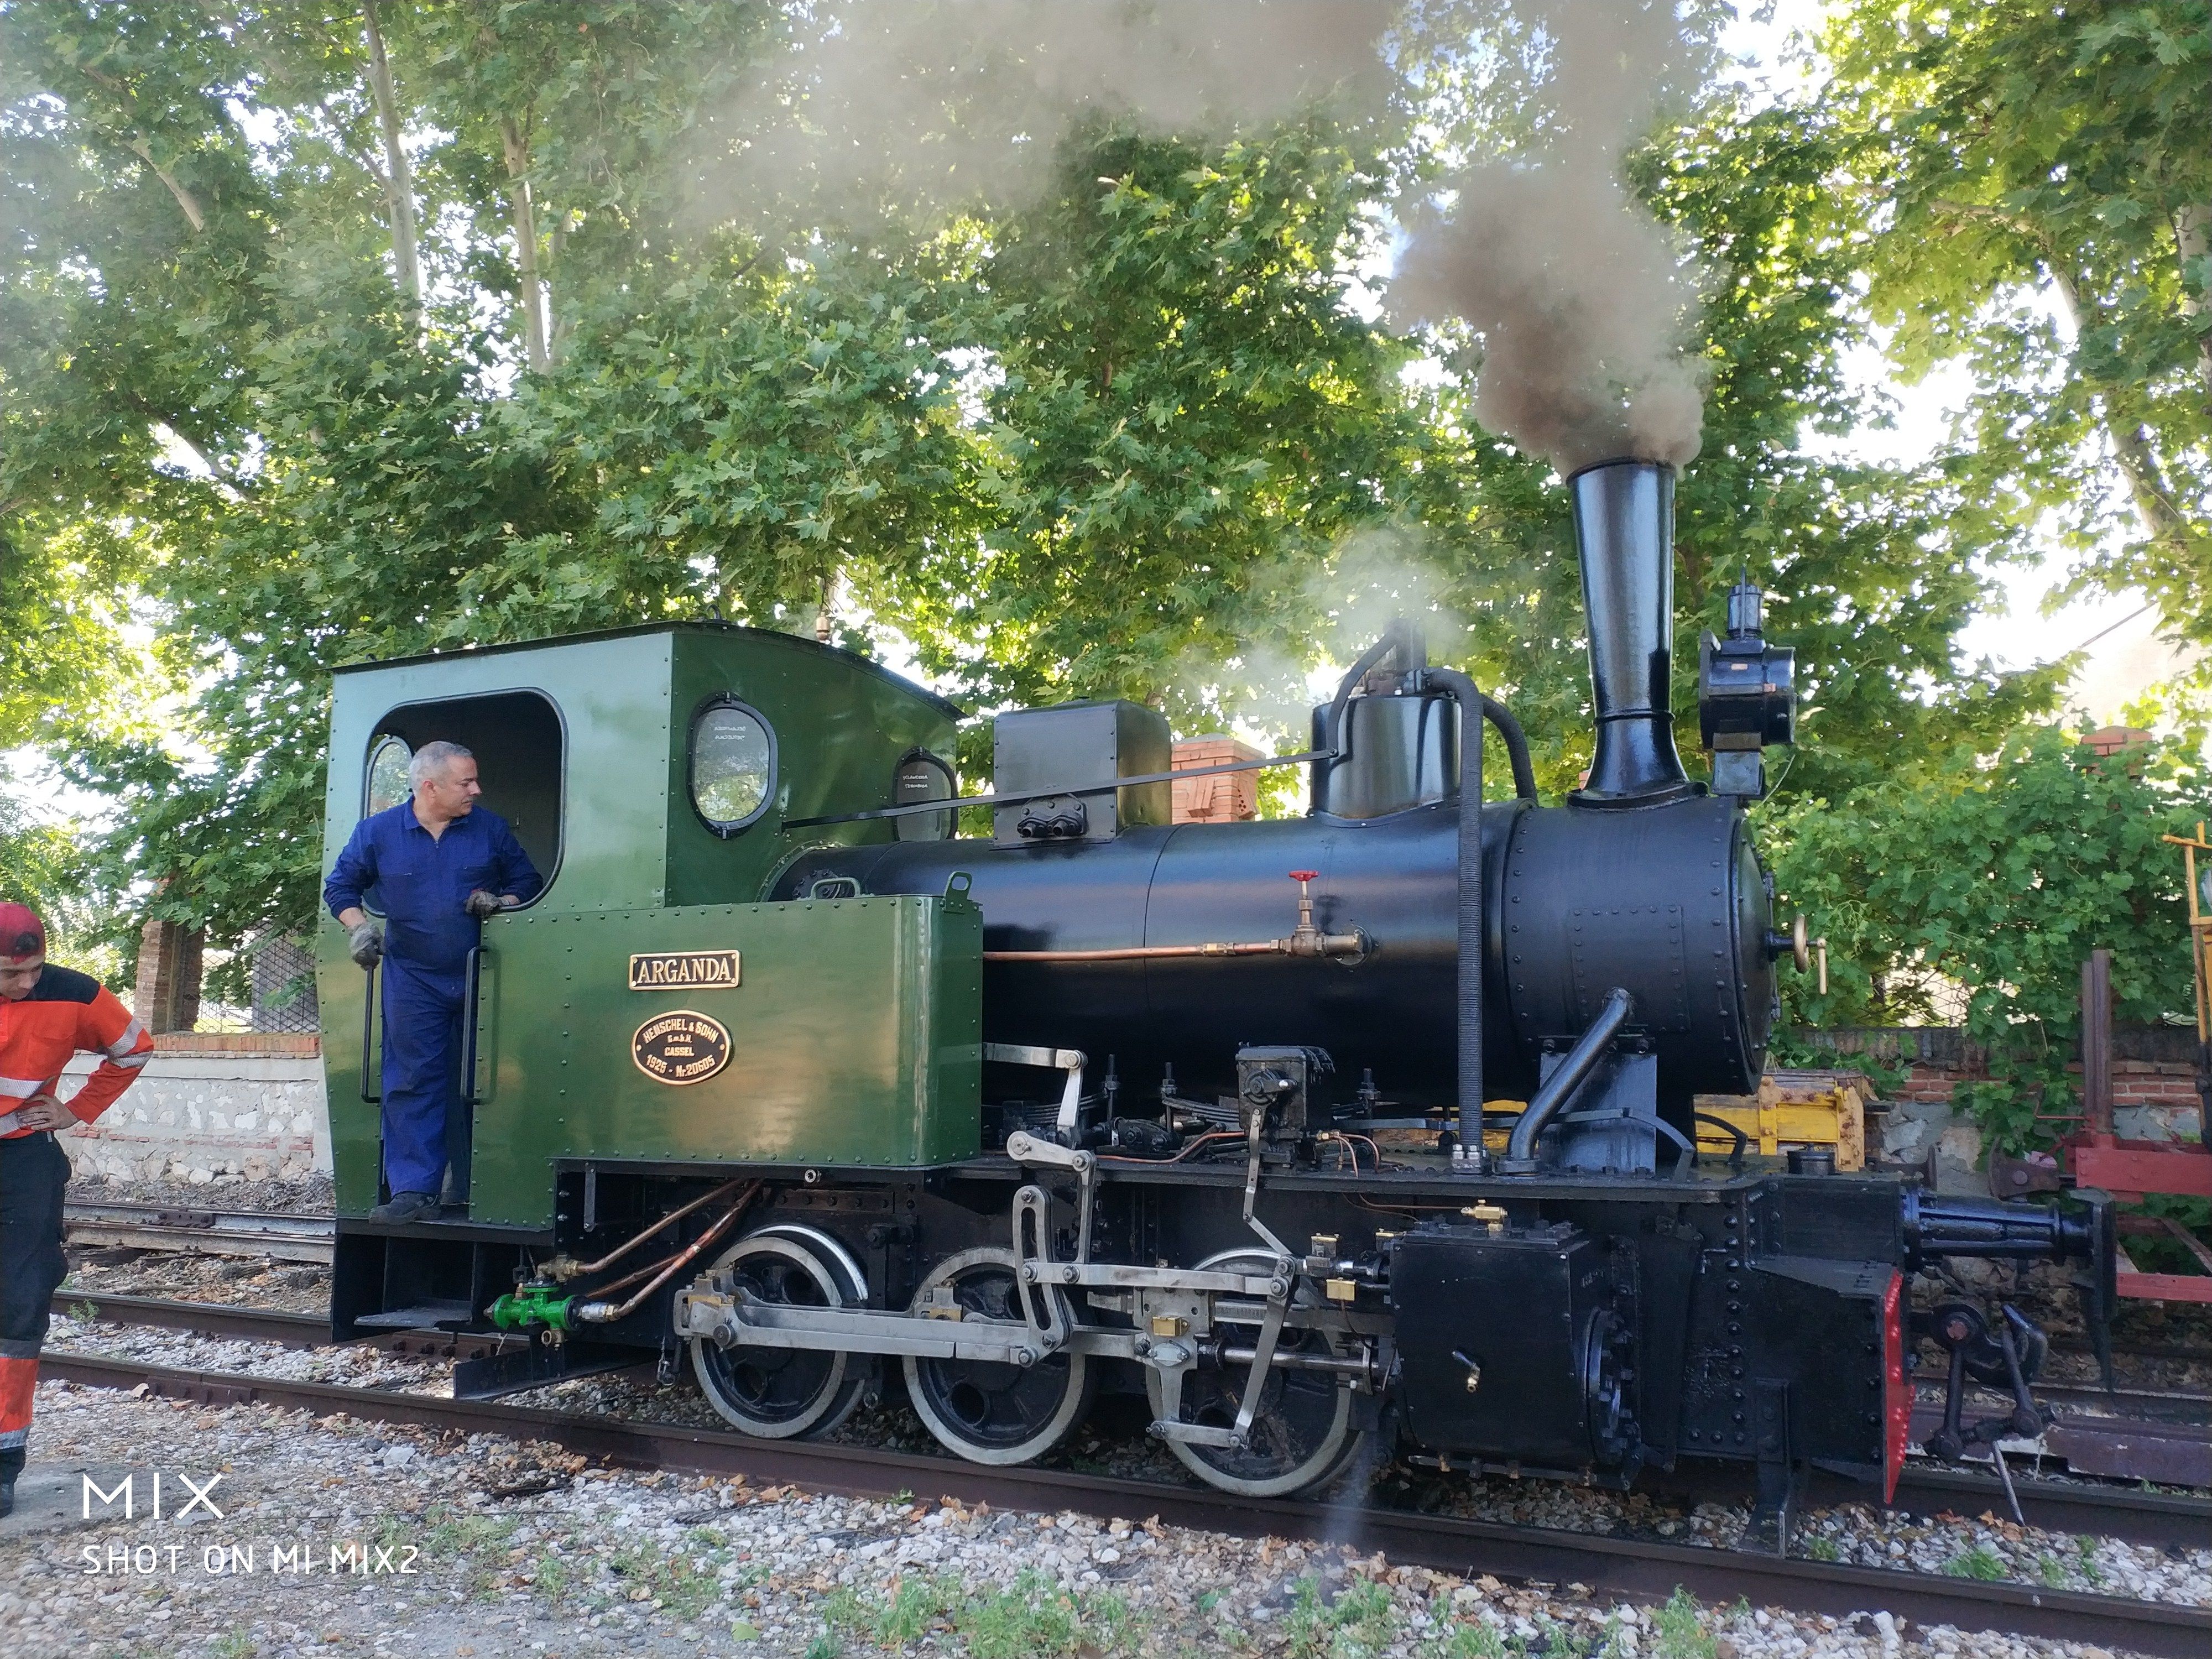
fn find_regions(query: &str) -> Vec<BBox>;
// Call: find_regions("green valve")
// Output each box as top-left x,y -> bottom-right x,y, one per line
488,1284 -> 574,1332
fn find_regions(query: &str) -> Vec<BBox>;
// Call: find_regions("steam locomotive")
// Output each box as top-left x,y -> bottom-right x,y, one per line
316,458 -> 2112,1550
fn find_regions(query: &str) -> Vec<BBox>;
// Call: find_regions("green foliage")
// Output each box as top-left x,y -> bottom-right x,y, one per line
1823,0 -> 2212,634
1439,1622 -> 1505,1659
1766,725 -> 2212,1148
821,1570 -> 1139,1655
0,776 -> 84,925
1652,1588 -> 1717,1659
1284,1574 -> 1402,1659
1944,1545 -> 2008,1582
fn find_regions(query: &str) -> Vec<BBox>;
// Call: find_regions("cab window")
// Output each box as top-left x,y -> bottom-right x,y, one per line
691,697 -> 775,836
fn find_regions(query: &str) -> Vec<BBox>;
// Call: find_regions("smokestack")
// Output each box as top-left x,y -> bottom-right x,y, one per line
1569,459 -> 1692,805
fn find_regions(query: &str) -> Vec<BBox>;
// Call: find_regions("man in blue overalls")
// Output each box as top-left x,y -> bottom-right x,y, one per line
325,740 -> 541,1222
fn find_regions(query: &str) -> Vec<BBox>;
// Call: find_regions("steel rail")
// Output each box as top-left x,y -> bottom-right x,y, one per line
36,1353 -> 2211,1659
46,1292 -> 539,1364
50,1291 -> 327,1345
63,1202 -> 335,1264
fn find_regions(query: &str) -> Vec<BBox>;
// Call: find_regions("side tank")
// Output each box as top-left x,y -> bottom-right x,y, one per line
775,791 -> 1777,1113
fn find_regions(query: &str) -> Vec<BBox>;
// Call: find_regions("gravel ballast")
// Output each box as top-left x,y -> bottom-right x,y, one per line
33,1312 -> 2211,1629
0,1378 -> 2183,1659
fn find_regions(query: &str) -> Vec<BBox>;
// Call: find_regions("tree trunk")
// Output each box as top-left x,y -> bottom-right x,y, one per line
500,116 -> 550,374
2044,257 -> 2203,563
2177,203 -> 2211,398
123,136 -> 206,233
362,0 -> 423,312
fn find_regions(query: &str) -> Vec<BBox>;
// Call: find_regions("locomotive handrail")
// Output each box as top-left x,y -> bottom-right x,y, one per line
358,961 -> 380,1103
782,745 -> 1337,830
460,945 -> 483,1107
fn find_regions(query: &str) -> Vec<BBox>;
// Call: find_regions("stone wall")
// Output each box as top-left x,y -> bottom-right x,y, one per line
58,1037 -> 330,1183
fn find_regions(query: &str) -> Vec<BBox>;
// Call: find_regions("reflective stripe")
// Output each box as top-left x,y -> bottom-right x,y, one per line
105,1018 -> 147,1058
0,1340 -> 37,1361
0,1429 -> 26,1449
110,1050 -> 152,1070
0,1354 -> 34,1439
0,1077 -> 41,1099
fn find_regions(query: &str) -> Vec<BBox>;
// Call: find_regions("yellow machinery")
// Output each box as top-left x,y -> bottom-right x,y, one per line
1694,1070 -> 1870,1171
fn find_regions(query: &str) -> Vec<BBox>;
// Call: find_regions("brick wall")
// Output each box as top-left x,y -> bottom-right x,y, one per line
1794,1025 -> 2204,1136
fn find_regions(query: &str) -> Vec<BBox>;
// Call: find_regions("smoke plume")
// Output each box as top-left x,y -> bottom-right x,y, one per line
1390,1 -> 1707,474
692,1 -> 1390,226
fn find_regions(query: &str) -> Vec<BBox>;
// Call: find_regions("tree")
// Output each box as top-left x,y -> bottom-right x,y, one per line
1767,724 -> 2212,1150
1823,0 -> 2212,637
894,123 -> 1439,726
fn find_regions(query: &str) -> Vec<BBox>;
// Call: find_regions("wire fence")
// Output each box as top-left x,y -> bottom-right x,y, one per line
191,929 -> 320,1035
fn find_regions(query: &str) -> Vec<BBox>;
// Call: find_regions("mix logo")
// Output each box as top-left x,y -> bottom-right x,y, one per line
82,1472 -> 225,1521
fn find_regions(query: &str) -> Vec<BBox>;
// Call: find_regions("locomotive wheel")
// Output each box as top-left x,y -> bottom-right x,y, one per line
1144,1248 -> 1364,1498
902,1247 -> 1096,1465
690,1224 -> 872,1440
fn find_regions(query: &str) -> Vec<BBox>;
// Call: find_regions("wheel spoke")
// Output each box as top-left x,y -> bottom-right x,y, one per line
691,1228 -> 867,1442
904,1250 -> 1093,1466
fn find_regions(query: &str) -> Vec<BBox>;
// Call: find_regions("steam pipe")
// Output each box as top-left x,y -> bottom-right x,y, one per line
1417,665 -> 1485,1161
571,1182 -> 760,1324
1481,694 -> 1537,802
1568,460 -> 1693,804
1326,619 -> 1425,756
1500,987 -> 1635,1173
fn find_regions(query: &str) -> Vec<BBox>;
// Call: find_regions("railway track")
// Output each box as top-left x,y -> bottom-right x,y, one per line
62,1201 -> 333,1263
53,1271 -> 2212,1484
37,1348 -> 2210,1658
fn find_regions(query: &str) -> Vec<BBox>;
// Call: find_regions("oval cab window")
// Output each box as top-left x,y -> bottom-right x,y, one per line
691,698 -> 775,836
894,751 -> 957,843
366,734 -> 413,816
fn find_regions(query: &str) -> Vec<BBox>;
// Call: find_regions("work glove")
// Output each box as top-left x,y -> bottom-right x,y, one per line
347,920 -> 384,970
463,890 -> 507,920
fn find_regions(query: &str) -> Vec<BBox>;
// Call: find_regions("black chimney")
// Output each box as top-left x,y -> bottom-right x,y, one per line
1568,458 -> 1693,805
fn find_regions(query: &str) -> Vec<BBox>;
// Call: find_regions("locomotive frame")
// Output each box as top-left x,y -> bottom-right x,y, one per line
316,460 -> 2111,1553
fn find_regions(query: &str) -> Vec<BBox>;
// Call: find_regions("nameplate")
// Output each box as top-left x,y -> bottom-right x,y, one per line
632,1011 -> 733,1086
628,950 -> 741,992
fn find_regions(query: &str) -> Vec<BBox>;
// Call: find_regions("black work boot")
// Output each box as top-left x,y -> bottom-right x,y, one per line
368,1191 -> 439,1223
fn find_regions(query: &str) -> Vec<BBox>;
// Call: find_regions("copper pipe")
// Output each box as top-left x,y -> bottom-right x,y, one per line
551,1176 -> 748,1280
985,942 -> 1283,962
985,935 -> 1363,963
575,1182 -> 760,1324
581,1250 -> 684,1301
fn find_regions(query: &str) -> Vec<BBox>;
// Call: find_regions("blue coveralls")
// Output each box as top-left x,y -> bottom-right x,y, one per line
324,802 -> 542,1199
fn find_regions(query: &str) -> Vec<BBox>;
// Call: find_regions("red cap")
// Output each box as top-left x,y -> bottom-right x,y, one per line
0,903 -> 46,965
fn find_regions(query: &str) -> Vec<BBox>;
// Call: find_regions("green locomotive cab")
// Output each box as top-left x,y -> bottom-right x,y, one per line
317,623 -> 979,1338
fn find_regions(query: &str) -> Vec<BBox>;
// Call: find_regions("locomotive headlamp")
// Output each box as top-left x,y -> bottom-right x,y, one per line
1699,574 -> 1797,800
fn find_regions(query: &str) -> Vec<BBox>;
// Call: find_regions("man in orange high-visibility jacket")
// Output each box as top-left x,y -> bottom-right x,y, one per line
0,902 -> 154,1516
